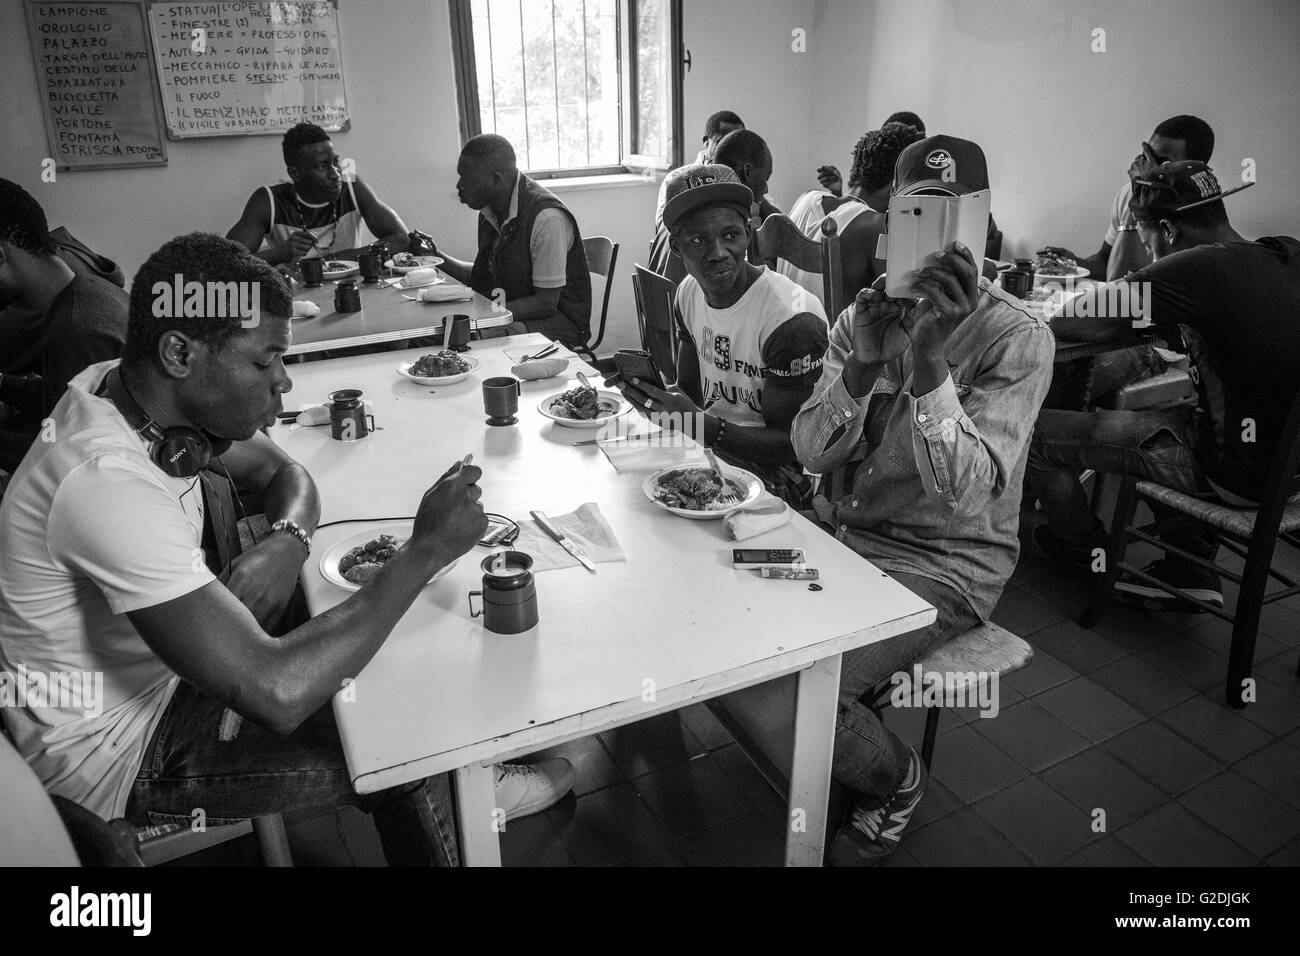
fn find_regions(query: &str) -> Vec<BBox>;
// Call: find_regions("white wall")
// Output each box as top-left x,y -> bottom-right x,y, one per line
807,0 -> 1300,260
2,0 -> 818,355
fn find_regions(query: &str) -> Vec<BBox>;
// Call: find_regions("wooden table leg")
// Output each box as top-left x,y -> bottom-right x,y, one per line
785,654 -> 841,866
454,763 -> 502,867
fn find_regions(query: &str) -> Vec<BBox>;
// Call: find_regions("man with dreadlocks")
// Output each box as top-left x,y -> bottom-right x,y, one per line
780,121 -> 924,313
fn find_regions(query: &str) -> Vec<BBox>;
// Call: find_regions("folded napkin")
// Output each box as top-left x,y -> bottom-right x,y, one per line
418,284 -> 473,303
597,433 -> 707,474
292,300 -> 321,318
511,503 -> 625,572
723,494 -> 791,541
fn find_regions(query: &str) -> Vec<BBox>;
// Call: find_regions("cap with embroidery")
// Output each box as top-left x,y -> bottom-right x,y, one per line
1129,160 -> 1253,221
892,135 -> 989,197
661,163 -> 754,233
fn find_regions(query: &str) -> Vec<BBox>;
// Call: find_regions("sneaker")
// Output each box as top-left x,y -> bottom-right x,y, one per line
1032,524 -> 1104,575
1113,559 -> 1224,612
494,759 -> 576,822
828,746 -> 927,867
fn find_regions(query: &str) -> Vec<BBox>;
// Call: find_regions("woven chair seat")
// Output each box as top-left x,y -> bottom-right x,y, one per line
892,622 -> 1033,694
1135,482 -> 1300,539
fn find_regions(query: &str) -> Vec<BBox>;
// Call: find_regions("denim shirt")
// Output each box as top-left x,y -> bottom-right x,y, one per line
791,279 -> 1055,618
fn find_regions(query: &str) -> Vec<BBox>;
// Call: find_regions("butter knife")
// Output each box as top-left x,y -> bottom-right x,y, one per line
529,510 -> 597,573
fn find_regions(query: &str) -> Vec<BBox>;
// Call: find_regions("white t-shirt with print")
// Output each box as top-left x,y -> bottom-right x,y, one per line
0,361 -> 215,819
675,267 -> 829,428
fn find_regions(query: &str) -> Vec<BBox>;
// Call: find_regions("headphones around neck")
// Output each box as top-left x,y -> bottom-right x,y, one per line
104,367 -> 231,478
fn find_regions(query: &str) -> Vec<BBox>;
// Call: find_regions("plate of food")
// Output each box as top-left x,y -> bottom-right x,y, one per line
386,253 -> 445,274
397,351 -> 480,385
319,526 -> 458,591
321,259 -> 359,280
537,384 -> 627,429
1032,254 -> 1089,282
642,464 -> 763,520
393,267 -> 445,290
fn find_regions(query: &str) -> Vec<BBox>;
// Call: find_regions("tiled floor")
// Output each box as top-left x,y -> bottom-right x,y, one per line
179,510 -> 1300,867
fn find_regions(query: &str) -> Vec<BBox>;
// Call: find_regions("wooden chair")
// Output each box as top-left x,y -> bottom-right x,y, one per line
755,213 -> 845,320
1079,389 -> 1300,708
631,263 -> 679,380
577,236 -> 619,364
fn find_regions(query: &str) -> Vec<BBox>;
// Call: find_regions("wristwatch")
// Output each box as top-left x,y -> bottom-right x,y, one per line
269,518 -> 312,555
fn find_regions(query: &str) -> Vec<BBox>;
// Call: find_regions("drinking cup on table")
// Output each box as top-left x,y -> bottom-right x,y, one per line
300,257 -> 324,287
358,251 -> 382,284
482,376 -> 521,426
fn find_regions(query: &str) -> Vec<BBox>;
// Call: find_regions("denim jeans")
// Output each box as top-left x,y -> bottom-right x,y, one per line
1088,344 -> 1169,402
833,571 -> 981,800
126,682 -> 461,866
1026,406 -> 1218,564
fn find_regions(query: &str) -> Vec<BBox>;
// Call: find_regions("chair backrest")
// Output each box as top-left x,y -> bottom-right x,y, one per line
581,236 -> 619,355
755,214 -> 844,319
632,264 -> 678,380
1251,386 -> 1300,537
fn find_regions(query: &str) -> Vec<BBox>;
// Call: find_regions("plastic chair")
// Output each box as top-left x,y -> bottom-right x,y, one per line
754,214 -> 845,320
1079,388 -> 1300,708
631,264 -> 679,380
577,236 -> 619,364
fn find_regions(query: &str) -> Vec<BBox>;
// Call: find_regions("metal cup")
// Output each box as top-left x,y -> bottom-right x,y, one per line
448,314 -> 472,349
358,251 -> 382,284
300,257 -> 324,287
334,279 -> 362,313
482,376 -> 521,426
467,551 -> 538,634
328,388 -> 375,441
1001,269 -> 1033,299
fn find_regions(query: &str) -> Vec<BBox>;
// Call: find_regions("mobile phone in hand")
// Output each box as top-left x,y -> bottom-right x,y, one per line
613,348 -> 666,390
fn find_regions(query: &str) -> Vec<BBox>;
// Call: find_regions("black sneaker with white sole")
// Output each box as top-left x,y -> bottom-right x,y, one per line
1113,559 -> 1224,612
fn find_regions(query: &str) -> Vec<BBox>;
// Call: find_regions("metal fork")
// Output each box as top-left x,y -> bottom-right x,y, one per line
703,447 -> 739,504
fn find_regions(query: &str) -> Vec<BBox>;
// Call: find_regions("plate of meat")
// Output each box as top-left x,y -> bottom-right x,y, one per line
319,525 -> 458,590
537,384 -> 627,429
397,351 -> 480,386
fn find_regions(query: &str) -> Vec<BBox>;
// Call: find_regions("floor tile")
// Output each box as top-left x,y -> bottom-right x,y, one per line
632,754 -> 751,840
990,587 -> 1066,637
1176,616 -> 1288,662
1255,649 -> 1300,696
972,699 -> 1091,772
680,702 -> 736,751
909,778 -> 962,831
1033,677 -> 1147,743
1230,676 -> 1300,736
1059,837 -> 1151,866
1029,620 -> 1130,675
526,734 -> 626,797
1266,839 -> 1300,866
972,776 -> 1094,864
1088,653 -> 1198,716
1002,646 -> 1080,698
1103,721 -> 1225,796
284,812 -> 352,866
1039,748 -> 1167,830
1089,603 -> 1181,650
546,783 -> 681,867
676,815 -> 785,867
1234,738 -> 1300,811
1115,802 -> 1256,866
499,811 -> 574,867
904,807 -> 1033,866
1179,771 -> 1300,858
927,723 -> 1028,804
1156,695 -> 1275,765
708,743 -> 788,833
598,712 -> 705,779
1255,602 -> 1300,646
1138,637 -> 1232,691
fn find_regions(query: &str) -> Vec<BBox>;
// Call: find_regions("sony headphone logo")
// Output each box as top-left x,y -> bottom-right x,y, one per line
168,449 -> 187,463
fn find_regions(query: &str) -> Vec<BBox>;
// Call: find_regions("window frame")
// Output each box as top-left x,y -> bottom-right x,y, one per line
448,0 -> 682,181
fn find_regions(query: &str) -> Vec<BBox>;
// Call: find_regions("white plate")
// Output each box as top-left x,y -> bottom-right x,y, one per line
537,388 -> 627,429
319,524 -> 458,591
321,259 -> 359,280
642,464 -> 763,520
1033,266 -> 1089,283
386,255 -> 445,274
397,354 -> 480,386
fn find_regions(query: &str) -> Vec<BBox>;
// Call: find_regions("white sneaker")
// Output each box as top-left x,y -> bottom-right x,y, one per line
494,758 -> 576,822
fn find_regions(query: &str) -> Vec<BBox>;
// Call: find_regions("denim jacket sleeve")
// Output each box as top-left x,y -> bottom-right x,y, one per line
905,323 -> 1055,516
790,309 -> 892,474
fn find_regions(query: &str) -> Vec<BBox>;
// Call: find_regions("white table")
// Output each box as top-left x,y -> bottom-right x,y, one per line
271,334 -> 935,866
285,277 -> 512,356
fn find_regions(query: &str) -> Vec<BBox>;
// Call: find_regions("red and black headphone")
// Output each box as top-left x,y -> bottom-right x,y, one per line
103,366 -> 231,479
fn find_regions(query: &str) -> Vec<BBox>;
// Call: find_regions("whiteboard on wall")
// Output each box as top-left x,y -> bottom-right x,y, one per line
146,0 -> 349,138
25,0 -> 169,170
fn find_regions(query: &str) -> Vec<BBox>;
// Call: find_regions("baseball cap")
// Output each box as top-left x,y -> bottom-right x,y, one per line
662,163 -> 754,234
892,135 -> 989,196
1129,160 -> 1253,221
